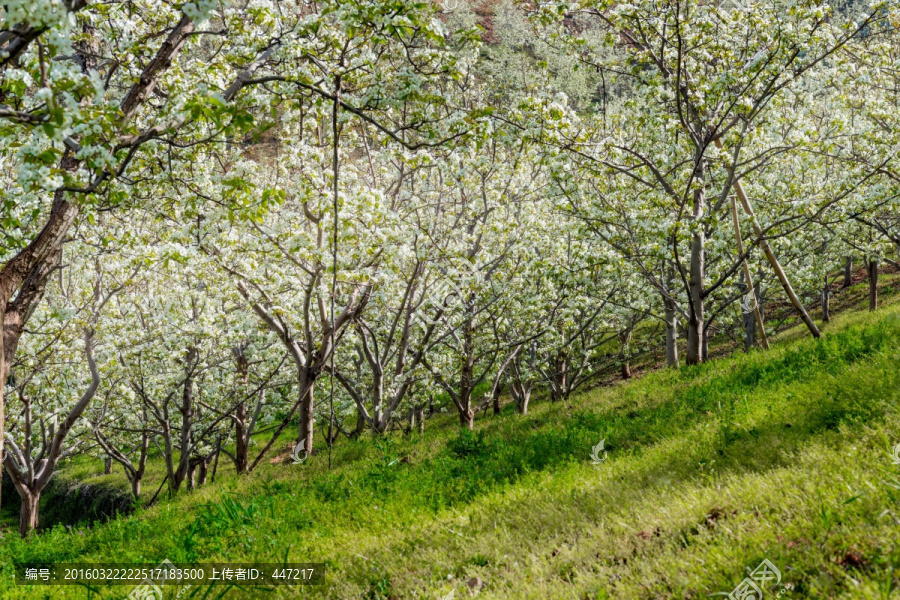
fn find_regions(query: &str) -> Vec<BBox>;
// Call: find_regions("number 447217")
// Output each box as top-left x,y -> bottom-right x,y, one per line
271,568 -> 314,580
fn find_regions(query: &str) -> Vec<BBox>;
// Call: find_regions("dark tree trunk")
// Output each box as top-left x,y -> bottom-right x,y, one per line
742,308 -> 756,350
550,353 -> 568,402
868,259 -> 879,311
821,275 -> 830,322
197,458 -> 208,487
1,192 -> 79,512
686,301 -> 704,365
843,256 -> 853,288
234,400 -> 249,473
299,381 -> 315,455
457,317 -> 476,430
171,349 -> 197,494
19,490 -> 39,537
210,436 -> 221,484
686,160 -> 706,365
458,370 -> 475,429
352,406 -> 366,438
492,382 -> 504,415
186,454 -> 211,491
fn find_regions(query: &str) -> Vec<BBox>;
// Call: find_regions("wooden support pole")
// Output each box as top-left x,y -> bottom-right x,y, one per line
715,139 -> 821,339
730,195 -> 769,350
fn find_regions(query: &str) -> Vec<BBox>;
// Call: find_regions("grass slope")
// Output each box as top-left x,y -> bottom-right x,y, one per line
2,287 -> 900,599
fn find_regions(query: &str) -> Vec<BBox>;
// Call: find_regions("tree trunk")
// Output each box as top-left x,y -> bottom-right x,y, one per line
233,349 -> 250,472
406,407 -> 415,432
0,188 -> 80,500
821,275 -> 830,322
415,405 -> 425,433
509,363 -> 532,415
0,319 -> 5,513
731,196 -> 769,351
104,456 -> 112,474
519,385 -> 531,415
2,332 -> 100,534
299,381 -> 314,455
130,428 -> 149,499
551,353 -> 568,401
197,458 -> 208,487
352,406 -> 366,438
458,405 -> 474,430
868,259 -> 879,311
0,353 -> 4,514
457,375 -> 475,429
458,316 -> 476,430
843,256 -> 853,288
743,306 -> 755,350
234,400 -> 249,473
619,326 -> 633,378
6,466 -> 50,537
162,420 -> 176,496
518,396 -> 530,414
492,382 -> 504,415
686,160 -> 706,365
210,436 -> 221,484
172,351 -> 197,494
664,297 -> 679,368
18,490 -> 39,537
371,370 -> 385,434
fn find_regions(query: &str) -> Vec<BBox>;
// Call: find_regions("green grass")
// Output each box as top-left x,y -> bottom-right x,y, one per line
2,284 -> 900,599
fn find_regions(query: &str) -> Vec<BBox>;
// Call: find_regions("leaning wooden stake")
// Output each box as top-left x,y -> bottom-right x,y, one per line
607,26 -> 819,339
730,195 -> 769,350
715,139 -> 821,339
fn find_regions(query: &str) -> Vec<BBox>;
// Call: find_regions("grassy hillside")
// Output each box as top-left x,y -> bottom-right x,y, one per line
2,285 -> 900,599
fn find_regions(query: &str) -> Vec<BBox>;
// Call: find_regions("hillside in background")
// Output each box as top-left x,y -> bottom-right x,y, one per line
1,277 -> 899,599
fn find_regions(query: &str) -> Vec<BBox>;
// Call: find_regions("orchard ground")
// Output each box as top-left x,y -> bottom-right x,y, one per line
1,274 -> 900,600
